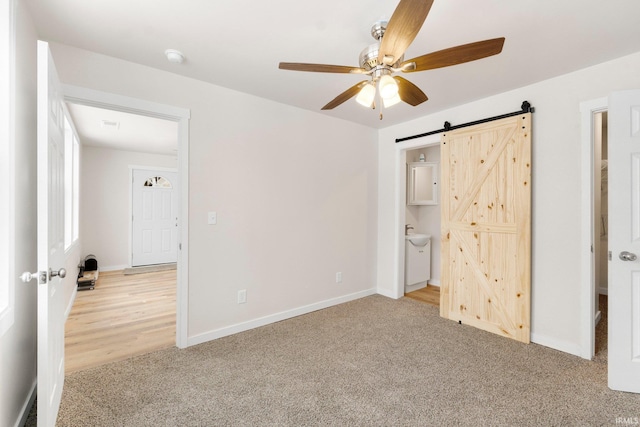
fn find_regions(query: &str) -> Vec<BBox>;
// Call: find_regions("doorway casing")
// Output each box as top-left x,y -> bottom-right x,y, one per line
64,84 -> 190,349
580,96 -> 608,360
388,134 -> 441,300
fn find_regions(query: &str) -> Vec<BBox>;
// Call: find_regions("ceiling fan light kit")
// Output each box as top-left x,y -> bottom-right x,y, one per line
383,93 -> 402,108
278,0 -> 505,117
356,83 -> 376,108
378,74 -> 399,99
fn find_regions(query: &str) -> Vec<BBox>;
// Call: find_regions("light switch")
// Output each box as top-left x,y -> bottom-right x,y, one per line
208,211 -> 217,225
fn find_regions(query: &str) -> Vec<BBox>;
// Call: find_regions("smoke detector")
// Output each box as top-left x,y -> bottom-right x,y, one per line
165,49 -> 184,64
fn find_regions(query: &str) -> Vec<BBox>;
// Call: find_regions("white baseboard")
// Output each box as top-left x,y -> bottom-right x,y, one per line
376,287 -> 402,299
187,288 -> 377,347
531,332 -> 583,358
427,279 -> 440,286
15,379 -> 36,427
599,286 -> 608,296
100,264 -> 128,272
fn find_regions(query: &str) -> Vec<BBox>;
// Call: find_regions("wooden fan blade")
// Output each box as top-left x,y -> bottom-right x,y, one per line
378,0 -> 434,66
279,62 -> 366,74
321,81 -> 369,110
394,76 -> 428,106
401,37 -> 505,72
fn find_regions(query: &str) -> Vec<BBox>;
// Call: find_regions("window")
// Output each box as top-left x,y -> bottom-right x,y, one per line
143,176 -> 173,188
63,112 -> 80,250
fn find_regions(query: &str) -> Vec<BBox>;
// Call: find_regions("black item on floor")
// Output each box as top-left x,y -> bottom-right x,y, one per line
78,254 -> 99,290
84,254 -> 98,271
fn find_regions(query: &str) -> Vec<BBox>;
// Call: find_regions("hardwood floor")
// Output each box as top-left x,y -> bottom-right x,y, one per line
405,284 -> 440,307
65,269 -> 176,374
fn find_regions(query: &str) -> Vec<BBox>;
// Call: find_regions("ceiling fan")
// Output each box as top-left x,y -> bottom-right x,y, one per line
279,0 -> 505,116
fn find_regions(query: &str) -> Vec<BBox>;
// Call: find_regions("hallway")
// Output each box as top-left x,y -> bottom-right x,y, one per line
65,269 -> 176,373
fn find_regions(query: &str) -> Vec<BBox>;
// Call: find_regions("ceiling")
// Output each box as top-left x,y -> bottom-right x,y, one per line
26,0 -> 640,130
66,103 -> 178,155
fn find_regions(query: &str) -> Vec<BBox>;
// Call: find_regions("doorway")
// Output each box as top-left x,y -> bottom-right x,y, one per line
64,103 -> 181,372
593,111 -> 609,359
580,97 -> 608,360
63,85 -> 190,351
404,145 -> 441,306
394,135 -> 441,300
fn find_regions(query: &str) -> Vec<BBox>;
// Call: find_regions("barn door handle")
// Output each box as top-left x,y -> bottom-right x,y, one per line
619,251 -> 637,262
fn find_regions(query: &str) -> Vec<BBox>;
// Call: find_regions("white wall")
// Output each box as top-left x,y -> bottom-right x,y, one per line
48,43 -> 379,342
80,145 -> 177,270
377,50 -> 640,356
0,1 -> 38,425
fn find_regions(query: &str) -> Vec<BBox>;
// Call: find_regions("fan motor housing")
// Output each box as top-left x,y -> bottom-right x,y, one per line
359,43 -> 403,72
359,21 -> 403,72
359,43 -> 380,70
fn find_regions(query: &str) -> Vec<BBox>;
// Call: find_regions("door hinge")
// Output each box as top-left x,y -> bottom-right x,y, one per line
179,243 -> 182,250
608,251 -> 612,261
591,244 -> 593,253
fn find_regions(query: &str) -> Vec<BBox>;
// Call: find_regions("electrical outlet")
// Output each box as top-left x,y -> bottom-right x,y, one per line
336,272 -> 342,283
237,289 -> 247,304
208,211 -> 217,225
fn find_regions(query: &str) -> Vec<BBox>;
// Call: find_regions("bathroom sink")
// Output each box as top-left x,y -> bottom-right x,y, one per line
405,233 -> 431,247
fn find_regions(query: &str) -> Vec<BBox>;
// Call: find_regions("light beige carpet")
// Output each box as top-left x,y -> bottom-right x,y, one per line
29,294 -> 636,426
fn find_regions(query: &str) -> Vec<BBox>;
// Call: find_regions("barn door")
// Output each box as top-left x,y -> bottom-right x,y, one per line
440,113 -> 532,343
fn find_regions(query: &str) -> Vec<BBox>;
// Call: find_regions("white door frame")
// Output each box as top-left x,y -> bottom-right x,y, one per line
391,134 -> 441,299
129,166 -> 178,267
580,97 -> 608,360
64,84 -> 190,349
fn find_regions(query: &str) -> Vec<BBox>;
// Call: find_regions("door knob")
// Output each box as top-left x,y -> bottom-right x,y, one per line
619,251 -> 638,262
49,268 -> 67,279
20,271 -> 46,283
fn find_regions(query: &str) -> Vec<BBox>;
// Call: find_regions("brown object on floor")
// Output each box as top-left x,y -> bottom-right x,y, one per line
64,269 -> 176,374
405,284 -> 440,307
77,270 -> 99,290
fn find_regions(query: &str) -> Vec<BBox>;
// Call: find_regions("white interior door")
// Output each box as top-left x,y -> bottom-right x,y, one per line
608,90 -> 640,393
36,40 -> 70,426
131,169 -> 178,267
